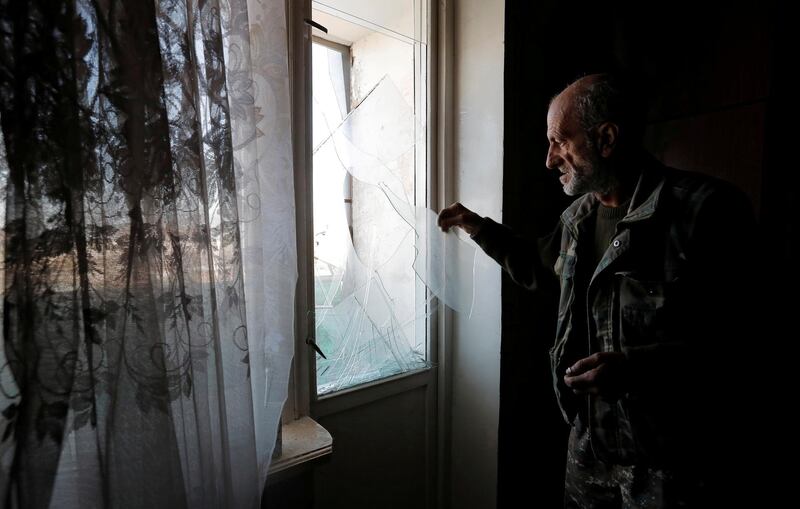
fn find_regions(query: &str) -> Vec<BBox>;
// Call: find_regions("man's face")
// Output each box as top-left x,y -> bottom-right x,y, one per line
545,96 -> 608,196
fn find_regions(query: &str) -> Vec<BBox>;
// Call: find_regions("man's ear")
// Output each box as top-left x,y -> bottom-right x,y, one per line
596,122 -> 619,158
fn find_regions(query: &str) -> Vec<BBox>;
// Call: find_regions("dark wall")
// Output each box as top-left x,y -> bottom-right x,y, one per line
313,388 -> 429,509
500,1 -> 791,507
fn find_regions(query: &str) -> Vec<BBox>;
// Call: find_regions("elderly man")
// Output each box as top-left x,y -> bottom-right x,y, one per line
438,74 -> 757,508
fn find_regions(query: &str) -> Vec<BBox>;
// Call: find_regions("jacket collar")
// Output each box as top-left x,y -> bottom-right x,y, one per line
560,155 -> 668,236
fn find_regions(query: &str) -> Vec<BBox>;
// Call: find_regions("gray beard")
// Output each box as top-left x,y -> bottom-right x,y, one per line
563,162 -> 616,196
563,139 -> 617,196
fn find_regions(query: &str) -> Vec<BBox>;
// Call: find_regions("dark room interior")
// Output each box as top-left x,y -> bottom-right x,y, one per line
0,0 -> 792,507
501,0 -> 791,506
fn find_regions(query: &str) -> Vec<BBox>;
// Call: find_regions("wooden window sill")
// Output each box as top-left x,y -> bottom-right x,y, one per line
267,417 -> 333,485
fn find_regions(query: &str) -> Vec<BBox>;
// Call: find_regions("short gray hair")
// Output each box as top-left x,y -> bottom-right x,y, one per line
570,74 -> 646,146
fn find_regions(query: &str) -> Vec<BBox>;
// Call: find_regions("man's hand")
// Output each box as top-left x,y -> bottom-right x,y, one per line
564,352 -> 629,398
437,202 -> 483,235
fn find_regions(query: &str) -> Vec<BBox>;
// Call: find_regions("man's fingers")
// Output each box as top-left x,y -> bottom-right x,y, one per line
437,206 -> 465,232
437,206 -> 455,228
565,353 -> 602,376
437,211 -> 455,225
564,353 -> 628,397
438,203 -> 481,234
564,371 -> 599,395
438,214 -> 461,232
564,365 -> 605,394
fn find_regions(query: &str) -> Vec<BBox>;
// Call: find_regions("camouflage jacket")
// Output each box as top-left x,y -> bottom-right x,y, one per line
472,158 -> 757,467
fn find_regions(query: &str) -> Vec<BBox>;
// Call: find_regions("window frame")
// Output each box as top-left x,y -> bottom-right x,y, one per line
282,1 -> 455,502
298,0 -> 439,409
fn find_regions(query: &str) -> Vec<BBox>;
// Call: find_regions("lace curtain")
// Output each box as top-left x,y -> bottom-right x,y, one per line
0,0 -> 296,507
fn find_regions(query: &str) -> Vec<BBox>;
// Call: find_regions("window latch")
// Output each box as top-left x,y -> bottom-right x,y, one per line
304,18 -> 328,33
306,336 -> 328,359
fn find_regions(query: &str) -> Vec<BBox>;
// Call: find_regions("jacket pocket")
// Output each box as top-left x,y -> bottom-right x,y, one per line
617,273 -> 676,347
550,262 -> 578,425
549,343 -> 578,425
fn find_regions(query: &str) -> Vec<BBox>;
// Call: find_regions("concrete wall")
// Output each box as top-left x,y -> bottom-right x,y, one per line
449,1 -> 504,508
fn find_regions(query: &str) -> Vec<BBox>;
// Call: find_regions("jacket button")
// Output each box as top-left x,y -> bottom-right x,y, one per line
612,240 -> 621,248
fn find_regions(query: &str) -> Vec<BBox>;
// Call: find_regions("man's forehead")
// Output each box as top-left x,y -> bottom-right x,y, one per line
547,95 -> 574,133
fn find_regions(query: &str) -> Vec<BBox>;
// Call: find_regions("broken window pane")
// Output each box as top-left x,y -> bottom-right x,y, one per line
312,2 -> 475,395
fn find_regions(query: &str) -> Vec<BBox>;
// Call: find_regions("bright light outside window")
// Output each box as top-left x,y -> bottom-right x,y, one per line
311,0 -> 430,395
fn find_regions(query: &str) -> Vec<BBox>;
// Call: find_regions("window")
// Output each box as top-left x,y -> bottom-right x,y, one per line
309,0 -> 431,395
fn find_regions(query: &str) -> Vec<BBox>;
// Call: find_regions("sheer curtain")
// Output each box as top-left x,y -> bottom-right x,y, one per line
0,0 -> 296,507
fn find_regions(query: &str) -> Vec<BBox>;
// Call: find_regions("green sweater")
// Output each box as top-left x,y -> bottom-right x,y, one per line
592,198 -> 631,268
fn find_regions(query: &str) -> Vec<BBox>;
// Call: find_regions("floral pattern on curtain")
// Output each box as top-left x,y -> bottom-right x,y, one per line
0,0 -> 296,507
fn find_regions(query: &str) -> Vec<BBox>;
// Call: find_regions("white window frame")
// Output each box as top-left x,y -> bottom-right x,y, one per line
287,0 -> 440,413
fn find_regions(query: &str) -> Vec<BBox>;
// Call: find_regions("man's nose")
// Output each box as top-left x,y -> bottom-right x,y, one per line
545,146 -> 561,170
